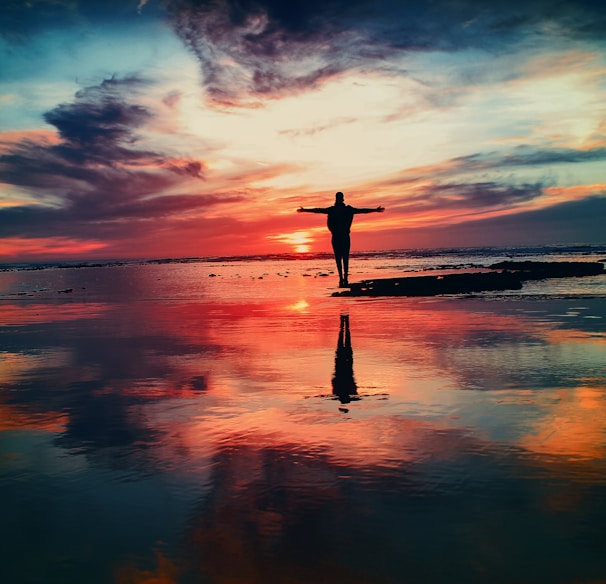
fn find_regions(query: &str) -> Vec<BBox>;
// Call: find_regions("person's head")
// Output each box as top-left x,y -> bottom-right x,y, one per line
335,191 -> 344,203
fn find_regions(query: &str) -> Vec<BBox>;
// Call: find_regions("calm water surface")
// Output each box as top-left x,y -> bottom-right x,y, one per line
1,258 -> 606,583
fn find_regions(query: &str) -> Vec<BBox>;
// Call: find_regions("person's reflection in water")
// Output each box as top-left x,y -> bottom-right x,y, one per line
332,314 -> 359,411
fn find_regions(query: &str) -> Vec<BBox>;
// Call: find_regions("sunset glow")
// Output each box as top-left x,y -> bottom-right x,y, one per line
1,1 -> 605,262
270,231 -> 314,254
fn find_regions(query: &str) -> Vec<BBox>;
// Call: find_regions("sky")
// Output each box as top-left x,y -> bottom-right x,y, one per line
1,0 -> 605,261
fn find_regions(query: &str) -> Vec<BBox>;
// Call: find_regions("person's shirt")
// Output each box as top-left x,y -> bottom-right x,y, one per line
327,204 -> 356,237
304,202 -> 377,236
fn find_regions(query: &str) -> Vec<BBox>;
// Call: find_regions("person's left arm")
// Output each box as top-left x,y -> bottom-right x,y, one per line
352,206 -> 385,214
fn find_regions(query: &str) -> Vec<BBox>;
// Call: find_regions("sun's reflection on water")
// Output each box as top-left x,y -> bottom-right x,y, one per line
285,299 -> 310,312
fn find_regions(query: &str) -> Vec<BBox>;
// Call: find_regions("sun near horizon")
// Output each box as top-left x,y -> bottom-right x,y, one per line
269,231 -> 315,255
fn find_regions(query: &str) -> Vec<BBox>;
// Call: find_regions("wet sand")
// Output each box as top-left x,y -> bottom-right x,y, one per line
1,261 -> 606,583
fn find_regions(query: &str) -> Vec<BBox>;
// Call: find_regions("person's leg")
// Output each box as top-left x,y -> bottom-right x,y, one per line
342,236 -> 351,285
331,237 -> 345,285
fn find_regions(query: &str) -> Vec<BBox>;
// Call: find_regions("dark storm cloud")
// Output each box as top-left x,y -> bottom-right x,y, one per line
4,1 -> 604,102
40,77 -> 163,166
44,79 -> 150,156
0,76 -> 239,242
5,0 -> 605,51
165,0 -> 606,103
0,76 -> 159,185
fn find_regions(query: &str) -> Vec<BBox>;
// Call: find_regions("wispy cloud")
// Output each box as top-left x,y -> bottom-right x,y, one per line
371,143 -> 606,187
279,117 -> 357,138
349,143 -> 606,232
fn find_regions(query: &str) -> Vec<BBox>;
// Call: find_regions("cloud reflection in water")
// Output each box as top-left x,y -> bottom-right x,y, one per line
0,270 -> 605,583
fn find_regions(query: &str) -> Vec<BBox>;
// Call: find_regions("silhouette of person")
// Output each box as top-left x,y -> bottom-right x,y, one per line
298,192 -> 384,287
332,314 -> 358,407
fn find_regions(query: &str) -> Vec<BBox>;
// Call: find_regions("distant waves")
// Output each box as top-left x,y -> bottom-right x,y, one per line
2,244 -> 605,273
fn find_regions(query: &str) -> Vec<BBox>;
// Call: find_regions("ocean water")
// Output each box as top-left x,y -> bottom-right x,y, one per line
1,246 -> 606,583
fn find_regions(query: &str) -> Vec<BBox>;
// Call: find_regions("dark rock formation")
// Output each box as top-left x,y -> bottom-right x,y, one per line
489,260 -> 605,279
334,261 -> 604,297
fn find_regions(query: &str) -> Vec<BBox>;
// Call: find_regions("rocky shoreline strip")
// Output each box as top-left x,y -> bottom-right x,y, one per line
333,261 -> 605,297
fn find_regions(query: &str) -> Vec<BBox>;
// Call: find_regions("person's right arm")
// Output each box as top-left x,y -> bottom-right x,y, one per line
297,207 -> 330,213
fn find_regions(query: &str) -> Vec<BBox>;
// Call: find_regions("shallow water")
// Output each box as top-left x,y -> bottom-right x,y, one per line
1,260 -> 606,583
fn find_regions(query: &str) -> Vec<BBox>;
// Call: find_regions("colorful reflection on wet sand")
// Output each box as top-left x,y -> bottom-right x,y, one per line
1,262 -> 606,583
